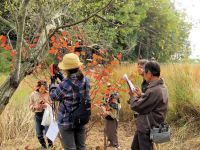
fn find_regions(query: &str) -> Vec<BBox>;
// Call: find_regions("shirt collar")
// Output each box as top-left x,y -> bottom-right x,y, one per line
148,78 -> 164,88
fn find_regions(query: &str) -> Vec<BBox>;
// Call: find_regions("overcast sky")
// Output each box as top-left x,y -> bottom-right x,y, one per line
174,0 -> 200,58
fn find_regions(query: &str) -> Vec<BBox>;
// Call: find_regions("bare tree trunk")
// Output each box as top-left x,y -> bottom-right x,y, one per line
0,60 -> 35,114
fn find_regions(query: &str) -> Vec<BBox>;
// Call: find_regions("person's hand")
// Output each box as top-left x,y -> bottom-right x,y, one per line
41,103 -> 47,109
129,91 -> 134,98
50,76 -> 56,84
135,86 -> 142,97
34,105 -> 42,111
55,71 -> 64,81
100,105 -> 106,113
39,99 -> 45,104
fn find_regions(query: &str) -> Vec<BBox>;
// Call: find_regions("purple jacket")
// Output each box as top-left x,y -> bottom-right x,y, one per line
50,74 -> 90,128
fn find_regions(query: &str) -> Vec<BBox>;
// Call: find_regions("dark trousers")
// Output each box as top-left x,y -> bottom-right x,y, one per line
131,130 -> 153,150
105,119 -> 119,147
34,112 -> 53,148
59,125 -> 86,150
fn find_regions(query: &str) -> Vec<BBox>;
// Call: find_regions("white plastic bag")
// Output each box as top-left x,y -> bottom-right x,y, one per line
41,104 -> 53,126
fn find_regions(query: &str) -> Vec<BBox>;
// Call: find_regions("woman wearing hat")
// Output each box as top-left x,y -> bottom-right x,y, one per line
29,80 -> 53,149
50,53 -> 90,150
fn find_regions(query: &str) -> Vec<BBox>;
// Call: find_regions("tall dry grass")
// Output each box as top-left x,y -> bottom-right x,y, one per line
113,63 -> 200,122
0,78 -> 34,147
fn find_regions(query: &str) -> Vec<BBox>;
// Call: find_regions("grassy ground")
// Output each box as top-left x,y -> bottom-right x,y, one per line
2,122 -> 200,150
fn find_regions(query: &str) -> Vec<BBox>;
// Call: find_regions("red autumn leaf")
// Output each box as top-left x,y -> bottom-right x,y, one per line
99,49 -> 105,54
76,34 -> 81,39
92,60 -> 97,65
33,38 -> 39,43
50,36 -> 56,42
0,43 -> 6,48
29,44 -> 36,48
117,52 -> 123,60
4,45 -> 12,51
110,60 -> 119,65
92,54 -> 98,60
62,31 -> 67,36
69,46 -> 75,52
75,41 -> 79,47
0,35 -> 7,43
49,48 -> 58,54
10,50 -> 16,57
57,55 -> 63,61
62,41 -> 67,47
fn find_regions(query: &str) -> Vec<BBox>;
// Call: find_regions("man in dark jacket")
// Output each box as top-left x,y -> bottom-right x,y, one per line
129,61 -> 168,150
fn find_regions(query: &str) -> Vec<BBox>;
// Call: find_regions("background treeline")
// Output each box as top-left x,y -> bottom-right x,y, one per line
69,0 -> 191,62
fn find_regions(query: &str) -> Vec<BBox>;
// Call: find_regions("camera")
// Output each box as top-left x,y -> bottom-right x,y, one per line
50,64 -> 64,82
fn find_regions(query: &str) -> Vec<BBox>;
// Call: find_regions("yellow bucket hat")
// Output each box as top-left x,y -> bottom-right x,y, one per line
58,53 -> 83,70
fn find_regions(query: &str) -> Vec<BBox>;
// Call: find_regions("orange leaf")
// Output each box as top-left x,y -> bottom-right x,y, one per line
75,41 -> 80,47
62,31 -> 67,36
99,49 -> 105,54
50,36 -> 56,42
93,54 -> 98,59
0,35 -> 7,43
29,44 -> 36,48
63,41 -> 68,47
4,45 -> 12,51
49,49 -> 58,54
10,50 -> 16,57
117,52 -> 123,60
53,42 -> 59,48
95,100 -> 102,104
0,43 -> 6,48
57,55 -> 63,61
33,38 -> 39,43
69,46 -> 75,52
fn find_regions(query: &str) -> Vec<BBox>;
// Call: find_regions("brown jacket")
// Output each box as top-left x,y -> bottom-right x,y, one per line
129,78 -> 168,133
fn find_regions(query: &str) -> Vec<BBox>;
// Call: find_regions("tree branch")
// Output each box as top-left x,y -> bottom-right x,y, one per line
0,16 -> 15,29
49,0 -> 114,38
8,0 -> 19,29
0,11 -> 32,57
37,0 -> 50,52
33,0 -> 114,63
95,14 -> 121,27
13,0 -> 30,83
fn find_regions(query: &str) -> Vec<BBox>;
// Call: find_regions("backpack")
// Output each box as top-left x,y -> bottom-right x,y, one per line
63,78 -> 91,126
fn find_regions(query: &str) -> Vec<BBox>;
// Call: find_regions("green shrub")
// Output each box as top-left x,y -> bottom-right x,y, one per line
0,47 -> 11,73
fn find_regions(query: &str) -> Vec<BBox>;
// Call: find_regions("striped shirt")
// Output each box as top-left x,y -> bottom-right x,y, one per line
50,74 -> 90,128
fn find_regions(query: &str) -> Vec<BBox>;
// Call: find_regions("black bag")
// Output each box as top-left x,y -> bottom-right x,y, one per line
146,114 -> 171,143
63,79 -> 91,126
